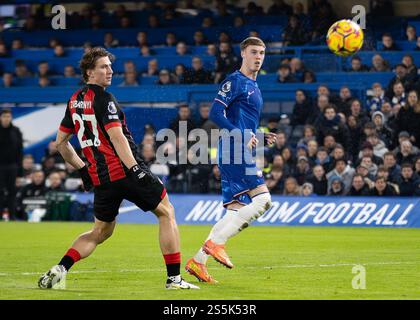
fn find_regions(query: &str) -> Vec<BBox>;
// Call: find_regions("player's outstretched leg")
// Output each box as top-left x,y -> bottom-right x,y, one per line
185,258 -> 218,283
38,218 -> 115,289
153,194 -> 199,290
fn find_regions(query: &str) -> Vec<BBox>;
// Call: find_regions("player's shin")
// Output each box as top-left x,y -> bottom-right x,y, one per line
212,193 -> 272,244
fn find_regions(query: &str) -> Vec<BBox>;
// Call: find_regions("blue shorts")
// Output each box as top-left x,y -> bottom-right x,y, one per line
219,164 -> 265,207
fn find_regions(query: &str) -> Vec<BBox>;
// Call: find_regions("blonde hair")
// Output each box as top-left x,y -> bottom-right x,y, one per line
240,37 -> 266,51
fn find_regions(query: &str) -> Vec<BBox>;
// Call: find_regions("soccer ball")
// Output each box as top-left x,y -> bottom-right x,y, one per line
326,19 -> 364,57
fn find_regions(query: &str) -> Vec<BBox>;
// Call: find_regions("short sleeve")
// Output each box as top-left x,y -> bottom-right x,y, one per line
59,103 -> 75,133
214,77 -> 242,108
98,92 -> 123,131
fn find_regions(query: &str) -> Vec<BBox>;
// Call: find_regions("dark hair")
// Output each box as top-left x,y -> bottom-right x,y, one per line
79,47 -> 115,82
0,108 -> 12,116
401,162 -> 413,170
384,151 -> 396,159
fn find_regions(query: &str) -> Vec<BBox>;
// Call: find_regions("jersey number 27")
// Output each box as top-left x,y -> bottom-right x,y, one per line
72,113 -> 101,148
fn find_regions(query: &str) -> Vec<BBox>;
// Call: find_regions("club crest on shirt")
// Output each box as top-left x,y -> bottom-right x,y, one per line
221,81 -> 231,93
108,101 -> 117,114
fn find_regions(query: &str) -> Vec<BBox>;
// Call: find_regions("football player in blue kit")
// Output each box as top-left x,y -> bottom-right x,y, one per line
186,37 -> 277,283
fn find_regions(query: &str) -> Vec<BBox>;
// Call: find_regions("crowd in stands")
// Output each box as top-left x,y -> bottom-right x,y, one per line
1,1 -> 420,221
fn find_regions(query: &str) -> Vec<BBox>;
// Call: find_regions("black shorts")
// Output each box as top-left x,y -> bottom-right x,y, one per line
93,168 -> 166,223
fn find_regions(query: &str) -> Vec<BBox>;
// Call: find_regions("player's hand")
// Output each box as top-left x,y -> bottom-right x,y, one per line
247,133 -> 259,150
264,132 -> 277,146
128,164 -> 147,182
78,165 -> 93,192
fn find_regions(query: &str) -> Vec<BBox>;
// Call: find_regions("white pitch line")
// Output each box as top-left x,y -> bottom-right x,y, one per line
0,261 -> 418,277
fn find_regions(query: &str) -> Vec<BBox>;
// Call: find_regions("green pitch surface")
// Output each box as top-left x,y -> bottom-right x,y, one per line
0,222 -> 419,300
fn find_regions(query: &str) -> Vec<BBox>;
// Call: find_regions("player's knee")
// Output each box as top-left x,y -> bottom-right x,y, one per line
252,193 -> 272,217
157,202 -> 176,221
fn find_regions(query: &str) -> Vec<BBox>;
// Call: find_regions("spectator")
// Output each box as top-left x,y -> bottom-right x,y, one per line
201,17 -> 213,28
415,156 -> 420,176
282,15 -> 307,46
356,164 -> 374,188
336,86 -> 353,115
157,69 -> 175,85
297,125 -> 317,145
326,158 -> 355,193
218,31 -> 232,44
2,73 -> 14,88
233,16 -> 245,28
174,63 -> 186,83
372,111 -> 393,147
389,81 -> 407,108
347,174 -> 371,196
90,13 -> 102,29
306,164 -> 328,195
383,151 -> 401,183
366,82 -> 386,114
268,0 -> 293,15
140,45 -> 153,57
316,105 -> 351,151
103,32 -> 119,48
47,171 -> 64,192
406,25 -> 417,41
290,90 -> 317,126
22,154 -> 36,179
277,64 -> 298,83
328,176 -> 345,196
370,176 -> 397,196
371,0 -> 394,16
315,146 -> 332,172
63,65 -> 77,78
38,76 -> 51,87
266,165 -> 285,194
283,177 -> 300,195
124,60 -> 137,74
398,90 -> 420,148
397,163 -> 420,196
137,31 -> 148,47
208,165 -> 222,194
396,140 -> 417,165
370,54 -> 391,72
14,60 -> 33,78
294,156 -> 311,185
265,131 -> 288,162
386,64 -> 411,100
214,41 -> 240,83
53,45 -> 66,57
206,43 -> 217,56
148,14 -> 160,28
83,42 -> 93,54
303,70 -> 316,83
118,71 -> 139,87
142,59 -> 159,76
119,15 -> 132,28
183,57 -> 213,84
169,104 -> 197,135
346,115 -> 363,161
323,134 -> 337,154
360,155 -> 378,177
15,170 -> 47,220
193,30 -> 208,46
300,182 -> 315,196
349,56 -> 369,72
11,39 -> 24,50
37,61 -> 54,77
0,43 -> 9,57
307,139 -> 318,165
289,58 -> 306,80
141,144 -> 157,167
402,54 -> 418,83
0,109 -> 23,220
165,32 -> 177,47
367,133 -> 389,158
244,2 -> 264,16
358,140 -> 383,166
381,33 -> 399,51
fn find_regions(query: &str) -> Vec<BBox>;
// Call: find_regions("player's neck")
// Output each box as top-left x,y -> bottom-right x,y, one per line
239,67 -> 257,81
86,81 -> 107,89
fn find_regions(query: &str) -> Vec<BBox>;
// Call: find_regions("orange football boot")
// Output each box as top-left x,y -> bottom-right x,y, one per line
185,258 -> 218,283
202,239 -> 234,269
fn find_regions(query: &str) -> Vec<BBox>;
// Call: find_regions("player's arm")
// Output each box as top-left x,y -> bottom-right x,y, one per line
106,126 -> 145,181
209,101 -> 238,131
56,129 -> 93,191
56,130 -> 85,169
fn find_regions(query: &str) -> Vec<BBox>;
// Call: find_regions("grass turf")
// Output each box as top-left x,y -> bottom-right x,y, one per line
0,222 -> 419,300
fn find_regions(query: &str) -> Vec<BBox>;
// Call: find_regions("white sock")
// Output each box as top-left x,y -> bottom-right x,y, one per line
212,193 -> 272,245
193,209 -> 237,264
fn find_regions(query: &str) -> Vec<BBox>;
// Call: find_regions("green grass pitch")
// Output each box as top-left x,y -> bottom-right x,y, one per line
0,222 -> 419,300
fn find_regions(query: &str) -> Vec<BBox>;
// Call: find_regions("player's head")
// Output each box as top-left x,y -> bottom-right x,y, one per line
239,37 -> 265,74
0,108 -> 12,128
80,47 -> 115,87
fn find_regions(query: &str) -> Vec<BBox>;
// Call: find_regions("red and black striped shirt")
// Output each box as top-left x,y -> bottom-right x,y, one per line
59,84 -> 138,186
